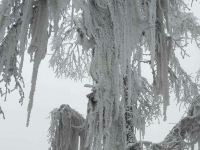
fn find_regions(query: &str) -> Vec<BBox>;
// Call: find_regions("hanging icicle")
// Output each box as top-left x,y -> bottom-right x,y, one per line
26,0 -> 49,126
18,0 -> 33,73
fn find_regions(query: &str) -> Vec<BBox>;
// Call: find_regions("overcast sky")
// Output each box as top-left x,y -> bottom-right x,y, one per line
1,2 -> 200,150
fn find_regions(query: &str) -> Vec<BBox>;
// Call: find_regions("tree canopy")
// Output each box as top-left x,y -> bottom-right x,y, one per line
0,0 -> 200,149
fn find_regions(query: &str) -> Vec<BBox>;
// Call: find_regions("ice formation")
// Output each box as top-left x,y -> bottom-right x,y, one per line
0,0 -> 200,149
49,105 -> 85,150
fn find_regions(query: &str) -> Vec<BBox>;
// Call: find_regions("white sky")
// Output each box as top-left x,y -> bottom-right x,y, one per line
0,2 -> 200,150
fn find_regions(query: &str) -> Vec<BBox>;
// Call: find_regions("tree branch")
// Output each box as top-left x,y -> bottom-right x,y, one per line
129,108 -> 200,150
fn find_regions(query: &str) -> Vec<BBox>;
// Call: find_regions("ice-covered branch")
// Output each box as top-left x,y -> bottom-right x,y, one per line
48,104 -> 86,150
128,95 -> 200,150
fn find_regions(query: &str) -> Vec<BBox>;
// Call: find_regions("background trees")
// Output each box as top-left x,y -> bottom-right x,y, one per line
0,0 -> 200,149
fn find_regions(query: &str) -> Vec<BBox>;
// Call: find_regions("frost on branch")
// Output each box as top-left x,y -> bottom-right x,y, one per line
128,95 -> 200,150
49,14 -> 92,80
75,0 -> 200,149
49,94 -> 200,150
48,104 -> 86,150
0,0 -> 49,125
0,0 -> 92,124
0,2 -> 25,104
1,0 -> 200,149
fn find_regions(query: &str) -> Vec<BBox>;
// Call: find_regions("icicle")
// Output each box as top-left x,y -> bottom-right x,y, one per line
28,0 -> 48,58
161,36 -> 170,120
26,55 -> 42,126
26,0 -> 49,126
19,0 -> 32,54
149,0 -> 156,68
18,0 -> 33,74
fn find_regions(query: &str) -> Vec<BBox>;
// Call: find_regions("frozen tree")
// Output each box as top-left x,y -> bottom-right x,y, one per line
48,104 -> 86,150
0,0 -> 200,149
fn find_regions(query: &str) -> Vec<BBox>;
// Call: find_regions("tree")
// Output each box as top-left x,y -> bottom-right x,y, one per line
0,0 -> 200,149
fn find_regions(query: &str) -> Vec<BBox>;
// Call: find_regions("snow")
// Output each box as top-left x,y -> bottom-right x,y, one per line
0,0 -> 200,149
